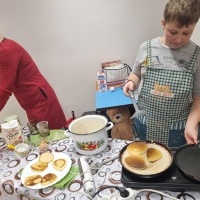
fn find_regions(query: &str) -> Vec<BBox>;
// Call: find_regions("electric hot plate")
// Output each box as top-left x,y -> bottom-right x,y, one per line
121,148 -> 200,191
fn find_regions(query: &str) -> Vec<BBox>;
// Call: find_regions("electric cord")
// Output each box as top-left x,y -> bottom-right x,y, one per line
92,186 -> 129,199
79,163 -> 179,200
76,168 -> 109,200
139,189 -> 179,200
92,186 -> 180,200
76,164 -> 180,200
76,159 -> 180,200
78,163 -> 101,179
78,156 -> 116,180
77,158 -> 180,200
76,161 -> 103,199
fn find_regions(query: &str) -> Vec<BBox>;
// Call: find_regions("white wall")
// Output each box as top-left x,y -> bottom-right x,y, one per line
1,0 -> 199,125
191,22 -> 200,45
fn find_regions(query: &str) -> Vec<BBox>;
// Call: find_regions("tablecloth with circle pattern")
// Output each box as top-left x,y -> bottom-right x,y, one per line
0,127 -> 200,200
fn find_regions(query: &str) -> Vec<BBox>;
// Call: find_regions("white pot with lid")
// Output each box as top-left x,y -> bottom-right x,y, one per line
68,115 -> 113,155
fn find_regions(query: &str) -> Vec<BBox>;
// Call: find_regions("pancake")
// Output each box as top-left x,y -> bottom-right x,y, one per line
41,173 -> 57,186
39,152 -> 54,163
24,174 -> 42,186
30,161 -> 48,172
124,155 -> 146,170
53,158 -> 67,171
127,142 -> 148,155
147,148 -> 163,163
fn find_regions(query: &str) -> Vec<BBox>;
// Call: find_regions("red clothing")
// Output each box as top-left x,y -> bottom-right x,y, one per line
0,38 -> 66,129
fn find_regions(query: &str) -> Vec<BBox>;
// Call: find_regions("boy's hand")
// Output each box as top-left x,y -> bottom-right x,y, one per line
123,81 -> 135,96
184,126 -> 198,145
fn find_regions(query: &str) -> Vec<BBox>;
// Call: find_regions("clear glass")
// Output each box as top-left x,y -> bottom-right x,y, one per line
36,121 -> 50,137
27,119 -> 39,135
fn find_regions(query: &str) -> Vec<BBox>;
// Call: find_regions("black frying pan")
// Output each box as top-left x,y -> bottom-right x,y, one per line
175,143 -> 200,181
174,125 -> 200,182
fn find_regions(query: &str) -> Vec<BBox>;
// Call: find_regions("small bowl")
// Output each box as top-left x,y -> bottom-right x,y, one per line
14,143 -> 30,157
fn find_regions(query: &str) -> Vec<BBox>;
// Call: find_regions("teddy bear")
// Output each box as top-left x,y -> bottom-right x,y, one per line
106,107 -> 134,141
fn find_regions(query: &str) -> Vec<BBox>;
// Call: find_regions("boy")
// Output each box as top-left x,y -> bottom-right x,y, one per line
123,0 -> 200,147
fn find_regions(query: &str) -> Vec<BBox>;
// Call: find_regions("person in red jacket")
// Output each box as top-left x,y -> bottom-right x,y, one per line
0,36 -> 66,129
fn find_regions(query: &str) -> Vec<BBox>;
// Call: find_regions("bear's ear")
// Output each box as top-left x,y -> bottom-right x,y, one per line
106,110 -> 110,117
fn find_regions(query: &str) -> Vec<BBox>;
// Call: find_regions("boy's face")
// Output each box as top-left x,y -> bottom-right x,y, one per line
162,20 -> 196,49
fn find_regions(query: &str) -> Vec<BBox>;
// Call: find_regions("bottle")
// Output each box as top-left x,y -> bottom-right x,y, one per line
4,115 -> 21,125
97,70 -> 107,92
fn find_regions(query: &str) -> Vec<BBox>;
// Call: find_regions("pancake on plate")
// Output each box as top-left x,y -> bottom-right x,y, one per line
127,142 -> 148,155
124,155 -> 146,170
39,152 -> 54,163
53,158 -> 67,171
24,174 -> 42,186
30,161 -> 48,172
147,148 -> 163,163
41,173 -> 57,186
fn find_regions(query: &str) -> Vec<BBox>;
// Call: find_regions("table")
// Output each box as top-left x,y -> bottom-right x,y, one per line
96,88 -> 135,111
0,127 -> 200,200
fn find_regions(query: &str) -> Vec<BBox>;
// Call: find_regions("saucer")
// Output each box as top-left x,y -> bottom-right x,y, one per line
13,149 -> 30,158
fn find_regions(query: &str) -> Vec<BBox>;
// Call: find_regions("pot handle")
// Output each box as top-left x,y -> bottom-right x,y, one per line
106,122 -> 113,131
64,129 -> 70,137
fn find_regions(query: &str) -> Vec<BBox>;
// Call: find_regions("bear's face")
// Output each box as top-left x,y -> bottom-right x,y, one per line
107,107 -> 130,123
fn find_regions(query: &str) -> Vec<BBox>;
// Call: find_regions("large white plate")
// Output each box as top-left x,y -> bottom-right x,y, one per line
21,152 -> 72,189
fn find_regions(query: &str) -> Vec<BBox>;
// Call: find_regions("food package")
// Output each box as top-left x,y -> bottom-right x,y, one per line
0,119 -> 23,147
97,70 -> 107,92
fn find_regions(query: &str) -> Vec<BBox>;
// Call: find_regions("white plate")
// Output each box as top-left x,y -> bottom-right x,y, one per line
21,152 -> 72,189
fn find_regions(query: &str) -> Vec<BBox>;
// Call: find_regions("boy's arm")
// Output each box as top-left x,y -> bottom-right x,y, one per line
123,73 -> 140,96
184,96 -> 200,144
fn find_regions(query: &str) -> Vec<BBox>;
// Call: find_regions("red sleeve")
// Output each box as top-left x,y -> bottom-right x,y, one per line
0,49 -> 19,111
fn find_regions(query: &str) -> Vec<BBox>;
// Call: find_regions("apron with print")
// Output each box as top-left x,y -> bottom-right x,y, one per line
136,40 -> 200,147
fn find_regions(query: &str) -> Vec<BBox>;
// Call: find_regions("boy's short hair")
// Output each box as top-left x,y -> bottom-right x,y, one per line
164,0 -> 200,27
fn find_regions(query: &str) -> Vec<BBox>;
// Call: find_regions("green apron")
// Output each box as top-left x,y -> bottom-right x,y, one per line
135,40 -> 200,147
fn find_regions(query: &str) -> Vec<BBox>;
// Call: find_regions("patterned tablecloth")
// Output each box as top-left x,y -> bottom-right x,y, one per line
0,126 -> 200,200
